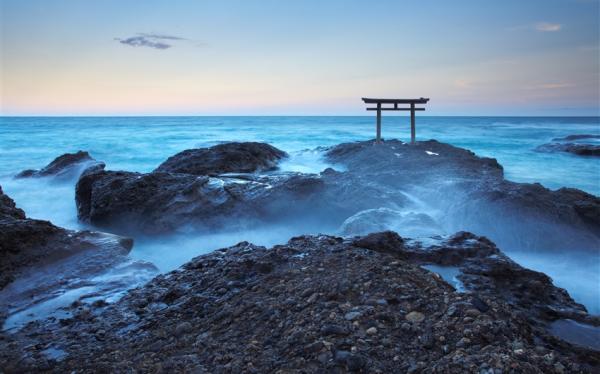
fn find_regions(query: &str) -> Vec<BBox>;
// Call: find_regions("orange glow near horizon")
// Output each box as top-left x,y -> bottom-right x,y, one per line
1,0 -> 598,116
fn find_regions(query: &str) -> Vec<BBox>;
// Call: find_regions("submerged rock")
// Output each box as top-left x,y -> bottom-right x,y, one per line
154,142 -> 287,176
1,232 -> 597,372
15,151 -> 103,179
340,207 -> 442,237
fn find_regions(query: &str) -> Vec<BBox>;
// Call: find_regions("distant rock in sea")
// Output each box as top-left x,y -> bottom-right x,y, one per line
536,134 -> 600,157
15,150 -> 104,179
552,134 -> 600,142
535,142 -> 600,157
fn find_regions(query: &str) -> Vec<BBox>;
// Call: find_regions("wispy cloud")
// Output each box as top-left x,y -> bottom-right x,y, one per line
453,79 -> 471,88
524,83 -> 575,90
115,33 -> 187,50
534,22 -> 562,32
138,33 -> 186,41
508,22 -> 563,32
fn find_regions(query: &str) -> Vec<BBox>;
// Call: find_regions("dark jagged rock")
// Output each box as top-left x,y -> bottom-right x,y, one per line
535,142 -> 600,157
457,180 -> 600,250
15,150 -> 103,179
76,166 -> 326,234
1,233 -> 597,372
536,134 -> 600,157
392,231 -> 592,324
325,139 -> 504,182
326,139 -> 600,251
154,142 -> 287,176
0,186 -> 25,220
353,230 -> 587,325
552,134 -> 600,142
0,185 -> 145,327
75,139 -> 599,250
1,186 -> 61,289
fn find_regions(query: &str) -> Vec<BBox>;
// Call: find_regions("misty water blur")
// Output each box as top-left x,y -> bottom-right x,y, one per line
0,116 -> 598,320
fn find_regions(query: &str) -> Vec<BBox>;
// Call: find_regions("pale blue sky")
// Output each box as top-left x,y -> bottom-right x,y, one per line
1,0 -> 599,115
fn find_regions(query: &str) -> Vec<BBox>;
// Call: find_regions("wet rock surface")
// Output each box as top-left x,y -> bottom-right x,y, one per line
76,167 -> 327,234
74,139 -> 600,252
0,186 -> 25,220
340,208 -> 442,237
1,232 -> 598,373
154,142 -> 287,175
0,185 -> 147,328
15,151 -> 103,179
326,139 -> 600,251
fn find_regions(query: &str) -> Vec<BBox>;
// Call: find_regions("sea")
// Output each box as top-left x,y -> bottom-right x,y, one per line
1,116 -> 599,324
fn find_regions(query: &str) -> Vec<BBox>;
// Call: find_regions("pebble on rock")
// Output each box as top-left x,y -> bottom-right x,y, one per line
405,311 -> 425,323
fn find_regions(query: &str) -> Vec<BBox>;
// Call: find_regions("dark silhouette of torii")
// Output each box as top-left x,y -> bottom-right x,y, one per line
362,97 -> 430,144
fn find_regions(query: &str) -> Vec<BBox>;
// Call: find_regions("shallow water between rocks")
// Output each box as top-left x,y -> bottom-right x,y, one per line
549,319 -> 600,351
421,265 -> 465,292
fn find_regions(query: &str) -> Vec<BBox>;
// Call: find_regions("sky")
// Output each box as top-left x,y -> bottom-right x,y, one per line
1,0 -> 599,116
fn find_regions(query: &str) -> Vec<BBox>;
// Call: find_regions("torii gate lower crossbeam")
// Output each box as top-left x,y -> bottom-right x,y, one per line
362,97 -> 430,144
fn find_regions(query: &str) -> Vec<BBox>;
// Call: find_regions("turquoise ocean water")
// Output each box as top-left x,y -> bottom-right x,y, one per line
1,116 -> 599,193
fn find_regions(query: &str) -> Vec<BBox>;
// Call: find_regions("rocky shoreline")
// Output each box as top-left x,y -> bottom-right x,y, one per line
1,232 -> 599,372
1,139 -> 599,372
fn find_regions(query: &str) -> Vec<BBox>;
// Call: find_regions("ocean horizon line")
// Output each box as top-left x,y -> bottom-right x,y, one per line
2,114 -> 599,119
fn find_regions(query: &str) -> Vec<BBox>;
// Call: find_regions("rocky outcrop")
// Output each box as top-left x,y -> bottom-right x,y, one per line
536,134 -> 600,157
15,151 -> 103,179
552,134 -> 600,142
326,139 -> 600,251
1,186 -> 62,289
535,143 -> 600,157
0,186 -> 25,220
355,231 -> 592,324
1,232 -> 597,372
154,142 -> 287,176
76,166 -> 326,234
74,139 -> 600,250
325,139 -> 504,183
0,185 -> 148,328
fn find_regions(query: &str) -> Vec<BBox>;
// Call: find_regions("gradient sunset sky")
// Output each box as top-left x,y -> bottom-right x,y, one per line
1,0 -> 599,116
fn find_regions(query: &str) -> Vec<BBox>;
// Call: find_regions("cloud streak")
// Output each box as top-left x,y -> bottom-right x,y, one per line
534,22 -> 562,32
523,83 -> 575,90
116,33 -> 187,50
508,22 -> 563,33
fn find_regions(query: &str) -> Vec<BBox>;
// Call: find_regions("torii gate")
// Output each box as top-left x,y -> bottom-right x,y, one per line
362,97 -> 430,144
